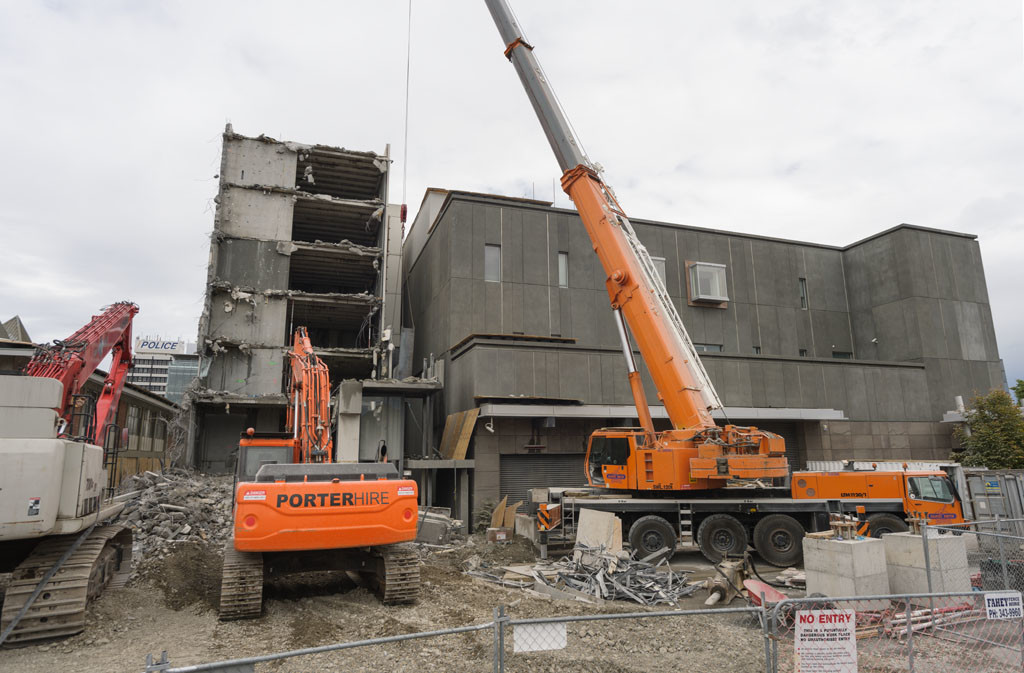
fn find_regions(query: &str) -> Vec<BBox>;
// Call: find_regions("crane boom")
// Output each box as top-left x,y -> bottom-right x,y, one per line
485,0 -> 719,431
486,1 -> 788,486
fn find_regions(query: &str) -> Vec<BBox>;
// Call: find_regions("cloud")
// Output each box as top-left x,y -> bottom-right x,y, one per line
0,0 -> 1020,390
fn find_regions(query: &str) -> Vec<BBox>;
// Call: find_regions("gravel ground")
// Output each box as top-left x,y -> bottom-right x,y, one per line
0,535 -> 770,673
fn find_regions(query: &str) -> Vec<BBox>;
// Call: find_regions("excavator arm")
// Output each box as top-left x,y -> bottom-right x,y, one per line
23,301 -> 139,443
285,327 -> 334,463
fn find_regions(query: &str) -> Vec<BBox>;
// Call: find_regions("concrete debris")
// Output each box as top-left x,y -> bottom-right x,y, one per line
774,567 -> 806,588
416,507 -> 461,545
464,544 -> 700,607
210,279 -> 381,304
573,509 -> 622,569
117,470 -> 232,562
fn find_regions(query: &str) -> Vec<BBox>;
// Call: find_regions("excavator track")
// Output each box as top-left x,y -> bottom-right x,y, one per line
374,543 -> 420,605
0,525 -> 132,646
218,542 -> 263,621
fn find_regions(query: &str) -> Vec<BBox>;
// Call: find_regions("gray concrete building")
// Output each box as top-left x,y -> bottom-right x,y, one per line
402,189 -> 1006,514
188,126 -> 435,472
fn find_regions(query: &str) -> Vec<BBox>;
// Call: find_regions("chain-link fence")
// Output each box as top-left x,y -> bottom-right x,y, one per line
141,588 -> 1023,672
923,518 -> 1024,594
768,592 -> 1023,673
142,604 -> 769,673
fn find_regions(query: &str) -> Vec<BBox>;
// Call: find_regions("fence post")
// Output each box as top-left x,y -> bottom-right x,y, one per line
492,607 -> 501,673
904,596 -> 915,673
498,604 -> 506,673
760,593 -> 771,673
922,523 -> 934,594
770,602 -> 781,673
998,531 -> 1010,590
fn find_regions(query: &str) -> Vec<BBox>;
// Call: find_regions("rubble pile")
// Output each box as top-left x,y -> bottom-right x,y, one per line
118,470 -> 233,556
465,544 -> 700,607
546,544 -> 701,605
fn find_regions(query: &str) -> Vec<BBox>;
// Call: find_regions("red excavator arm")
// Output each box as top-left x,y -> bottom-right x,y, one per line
285,326 -> 334,463
23,301 -> 139,444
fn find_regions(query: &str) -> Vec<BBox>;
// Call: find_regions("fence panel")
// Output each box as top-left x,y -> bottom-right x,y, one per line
770,593 -> 1023,673
926,519 -> 1024,593
504,607 -> 766,673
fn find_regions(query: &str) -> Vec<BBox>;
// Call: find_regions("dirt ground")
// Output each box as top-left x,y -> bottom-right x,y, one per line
0,533 -> 792,673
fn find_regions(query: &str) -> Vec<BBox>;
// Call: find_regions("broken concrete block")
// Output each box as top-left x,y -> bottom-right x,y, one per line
574,509 -> 622,567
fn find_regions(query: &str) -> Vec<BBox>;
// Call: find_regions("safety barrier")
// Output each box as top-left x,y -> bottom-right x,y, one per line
142,587 -> 1022,672
923,518 -> 1024,594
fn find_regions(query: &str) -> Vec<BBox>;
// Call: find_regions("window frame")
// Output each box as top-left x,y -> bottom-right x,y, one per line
557,251 -> 569,288
484,244 -> 502,282
799,277 -> 808,310
686,261 -> 729,304
908,476 -> 955,503
650,256 -> 667,287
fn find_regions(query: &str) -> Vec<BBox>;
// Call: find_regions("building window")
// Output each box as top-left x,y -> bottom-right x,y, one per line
557,251 -> 568,288
141,409 -> 152,451
753,346 -> 761,355
651,256 -> 667,286
832,351 -> 853,360
126,406 -> 140,449
799,277 -> 808,310
799,349 -> 808,357
694,343 -> 723,353
485,244 -> 501,282
688,262 -> 728,302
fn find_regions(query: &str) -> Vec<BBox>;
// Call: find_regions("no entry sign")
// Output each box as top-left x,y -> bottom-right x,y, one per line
794,609 -> 857,672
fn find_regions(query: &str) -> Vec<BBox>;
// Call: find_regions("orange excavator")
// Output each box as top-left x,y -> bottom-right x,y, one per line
486,1 -> 965,565
218,327 -> 419,620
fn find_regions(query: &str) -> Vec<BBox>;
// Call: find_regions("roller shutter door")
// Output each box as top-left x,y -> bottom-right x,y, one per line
499,454 -> 587,504
774,423 -> 802,471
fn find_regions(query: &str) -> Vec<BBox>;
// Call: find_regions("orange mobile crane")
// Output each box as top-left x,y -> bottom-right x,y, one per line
218,327 -> 420,620
485,1 -> 965,565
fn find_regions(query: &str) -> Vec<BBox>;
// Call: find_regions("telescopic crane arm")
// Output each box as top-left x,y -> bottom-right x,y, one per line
486,1 -> 787,483
23,301 -> 139,444
485,0 -> 720,433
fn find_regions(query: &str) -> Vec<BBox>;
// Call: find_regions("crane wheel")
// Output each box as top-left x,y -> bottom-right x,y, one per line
867,513 -> 909,538
696,514 -> 748,562
753,515 -> 805,567
627,515 -> 678,561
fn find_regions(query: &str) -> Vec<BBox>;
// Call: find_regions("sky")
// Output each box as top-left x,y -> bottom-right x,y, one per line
0,0 -> 1021,387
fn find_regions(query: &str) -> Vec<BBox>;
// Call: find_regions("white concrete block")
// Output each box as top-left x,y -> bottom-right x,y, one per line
0,376 -> 63,409
0,407 -> 59,438
803,537 -> 889,606
884,532 -> 971,600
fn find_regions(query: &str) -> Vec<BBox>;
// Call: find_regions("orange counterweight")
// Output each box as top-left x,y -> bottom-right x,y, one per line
233,478 -> 419,553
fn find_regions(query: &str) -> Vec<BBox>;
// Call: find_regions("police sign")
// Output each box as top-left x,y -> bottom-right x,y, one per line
135,337 -> 188,355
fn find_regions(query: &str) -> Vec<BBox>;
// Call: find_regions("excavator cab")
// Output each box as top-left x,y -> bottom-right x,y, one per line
234,430 -> 294,482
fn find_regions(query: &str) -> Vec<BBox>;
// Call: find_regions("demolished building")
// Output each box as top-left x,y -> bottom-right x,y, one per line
188,125 -> 438,473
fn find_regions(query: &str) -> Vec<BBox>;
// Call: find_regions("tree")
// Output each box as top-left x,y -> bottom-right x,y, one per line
952,389 -> 1024,469
1013,379 -> 1024,406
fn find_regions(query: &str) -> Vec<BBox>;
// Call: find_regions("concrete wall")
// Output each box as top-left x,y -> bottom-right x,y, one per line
843,227 -> 1004,418
405,194 -> 1004,431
